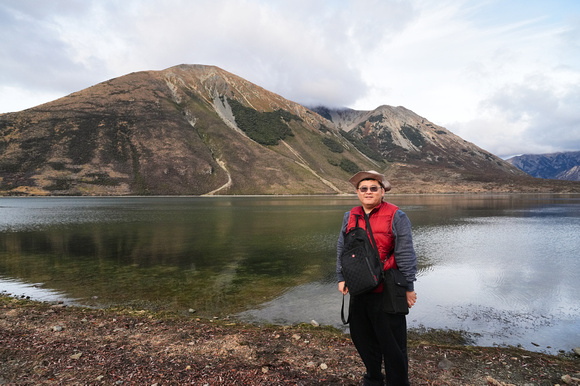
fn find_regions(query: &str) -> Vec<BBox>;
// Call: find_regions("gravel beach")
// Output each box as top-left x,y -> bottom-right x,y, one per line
1,296 -> 578,385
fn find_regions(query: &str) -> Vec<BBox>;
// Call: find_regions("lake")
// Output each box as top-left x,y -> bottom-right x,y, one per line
1,194 -> 579,354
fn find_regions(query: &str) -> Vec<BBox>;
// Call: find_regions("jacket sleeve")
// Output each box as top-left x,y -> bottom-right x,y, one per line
336,211 -> 350,282
392,209 -> 418,291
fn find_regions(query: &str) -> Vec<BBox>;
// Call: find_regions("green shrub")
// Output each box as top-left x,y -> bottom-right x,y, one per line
340,131 -> 384,162
368,114 -> 383,123
322,137 -> 343,153
228,99 -> 296,145
401,125 -> 425,148
339,158 -> 359,174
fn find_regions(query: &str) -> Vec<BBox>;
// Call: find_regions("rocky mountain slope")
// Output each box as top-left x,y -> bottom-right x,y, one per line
0,65 -> 370,195
1,64 -> 579,195
506,151 -> 580,181
311,106 -> 535,193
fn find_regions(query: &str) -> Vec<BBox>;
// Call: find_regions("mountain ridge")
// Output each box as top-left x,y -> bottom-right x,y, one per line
1,64 -> 579,195
506,151 -> 580,181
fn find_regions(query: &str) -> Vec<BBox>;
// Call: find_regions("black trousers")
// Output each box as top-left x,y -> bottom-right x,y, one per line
349,292 -> 409,386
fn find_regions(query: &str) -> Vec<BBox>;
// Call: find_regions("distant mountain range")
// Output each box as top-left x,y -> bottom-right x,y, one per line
506,151 -> 580,181
1,64 -> 579,195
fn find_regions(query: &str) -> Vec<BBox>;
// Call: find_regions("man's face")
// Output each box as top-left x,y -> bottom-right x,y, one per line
356,179 -> 384,209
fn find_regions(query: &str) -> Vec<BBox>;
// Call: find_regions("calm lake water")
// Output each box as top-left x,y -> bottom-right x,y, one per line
1,194 -> 579,354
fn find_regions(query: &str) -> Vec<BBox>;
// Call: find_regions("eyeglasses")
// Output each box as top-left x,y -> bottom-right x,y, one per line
358,186 -> 381,193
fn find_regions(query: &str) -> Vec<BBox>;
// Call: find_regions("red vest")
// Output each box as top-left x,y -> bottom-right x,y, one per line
347,202 -> 399,292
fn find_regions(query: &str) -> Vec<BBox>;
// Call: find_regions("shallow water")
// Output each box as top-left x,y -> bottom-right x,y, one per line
1,194 -> 579,354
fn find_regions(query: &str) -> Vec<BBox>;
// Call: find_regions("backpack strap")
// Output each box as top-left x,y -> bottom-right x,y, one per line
341,293 -> 350,324
346,213 -> 361,233
363,212 -> 380,258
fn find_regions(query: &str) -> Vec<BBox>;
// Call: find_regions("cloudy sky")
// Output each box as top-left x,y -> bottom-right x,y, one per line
1,0 -> 579,158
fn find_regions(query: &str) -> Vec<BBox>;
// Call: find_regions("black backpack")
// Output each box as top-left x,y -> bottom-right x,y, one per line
340,213 -> 383,297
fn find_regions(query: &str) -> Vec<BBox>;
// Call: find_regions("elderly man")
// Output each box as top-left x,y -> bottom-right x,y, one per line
337,170 -> 418,386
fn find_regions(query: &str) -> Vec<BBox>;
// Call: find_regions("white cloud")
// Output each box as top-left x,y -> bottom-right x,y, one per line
472,72 -> 580,157
0,86 -> 65,114
348,0 -> 580,157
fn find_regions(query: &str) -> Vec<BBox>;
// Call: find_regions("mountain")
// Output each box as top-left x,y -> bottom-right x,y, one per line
1,64 -> 579,195
506,151 -> 580,181
1,65 -> 367,195
310,106 -> 534,193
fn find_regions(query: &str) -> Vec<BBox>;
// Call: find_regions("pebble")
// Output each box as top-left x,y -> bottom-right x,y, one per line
52,325 -> 63,332
319,363 -> 328,370
310,320 -> 319,327
561,374 -> 580,384
573,347 -> 580,356
437,354 -> 453,370
70,352 -> 82,360
292,334 -> 301,340
486,376 -> 516,386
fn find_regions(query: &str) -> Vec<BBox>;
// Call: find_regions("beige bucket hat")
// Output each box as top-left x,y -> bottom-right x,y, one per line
349,170 -> 391,191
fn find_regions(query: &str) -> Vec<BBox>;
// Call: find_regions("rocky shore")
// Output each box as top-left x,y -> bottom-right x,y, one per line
1,295 -> 578,385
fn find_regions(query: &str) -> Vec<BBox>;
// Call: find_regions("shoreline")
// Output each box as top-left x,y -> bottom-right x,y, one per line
3,284 -> 573,357
1,296 -> 578,385
3,192 -> 580,198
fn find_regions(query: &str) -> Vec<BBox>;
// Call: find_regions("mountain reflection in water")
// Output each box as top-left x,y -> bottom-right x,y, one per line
1,194 -> 579,354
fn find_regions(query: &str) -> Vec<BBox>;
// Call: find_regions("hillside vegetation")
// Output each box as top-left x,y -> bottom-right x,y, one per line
1,64 -> 580,195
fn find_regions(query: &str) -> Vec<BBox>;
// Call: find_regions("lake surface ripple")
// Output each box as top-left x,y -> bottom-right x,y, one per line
1,194 -> 579,354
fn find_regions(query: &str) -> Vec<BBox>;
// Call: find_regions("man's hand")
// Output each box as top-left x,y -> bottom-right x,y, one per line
407,291 -> 417,308
338,281 -> 348,295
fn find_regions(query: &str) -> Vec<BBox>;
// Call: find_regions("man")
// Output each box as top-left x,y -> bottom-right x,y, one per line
337,170 -> 418,386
